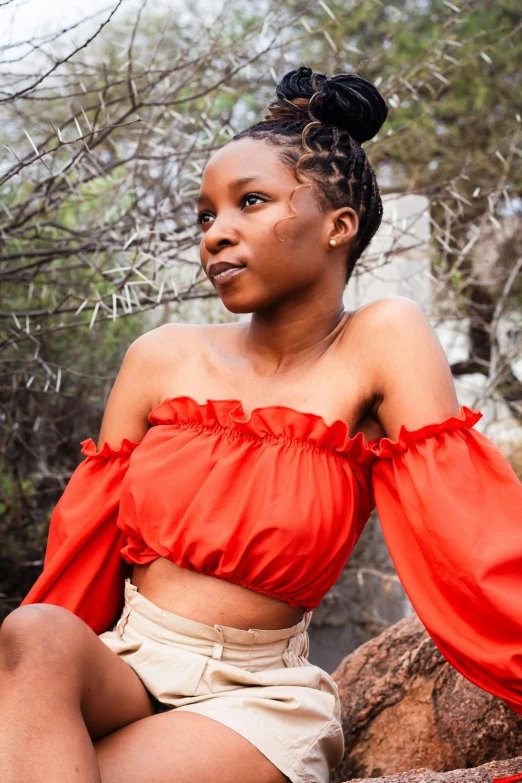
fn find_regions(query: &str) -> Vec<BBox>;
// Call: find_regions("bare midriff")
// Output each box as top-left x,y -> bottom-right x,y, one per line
131,558 -> 306,631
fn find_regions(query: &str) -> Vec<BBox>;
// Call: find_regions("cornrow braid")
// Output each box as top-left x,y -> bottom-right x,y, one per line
231,67 -> 388,285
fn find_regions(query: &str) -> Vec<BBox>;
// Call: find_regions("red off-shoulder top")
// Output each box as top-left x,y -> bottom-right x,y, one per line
21,396 -> 522,733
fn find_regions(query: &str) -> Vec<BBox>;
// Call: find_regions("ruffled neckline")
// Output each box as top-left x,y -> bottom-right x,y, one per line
147,395 -> 483,462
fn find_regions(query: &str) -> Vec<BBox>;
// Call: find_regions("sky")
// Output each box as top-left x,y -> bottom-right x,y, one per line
2,0 -> 126,45
1,0 -> 221,60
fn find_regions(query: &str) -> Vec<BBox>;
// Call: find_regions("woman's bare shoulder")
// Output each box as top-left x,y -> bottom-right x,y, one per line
96,322 -> 201,450
136,321 -> 198,348
140,320 -> 237,348
346,296 -> 459,440
344,296 -> 432,351
349,295 -> 423,322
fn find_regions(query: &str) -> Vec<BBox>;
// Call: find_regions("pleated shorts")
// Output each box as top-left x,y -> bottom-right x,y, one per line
98,578 -> 345,783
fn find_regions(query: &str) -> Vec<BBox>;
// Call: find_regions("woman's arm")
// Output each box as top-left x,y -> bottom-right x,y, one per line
363,297 -> 522,718
362,295 -> 460,439
20,327 -> 168,630
96,325 -> 171,451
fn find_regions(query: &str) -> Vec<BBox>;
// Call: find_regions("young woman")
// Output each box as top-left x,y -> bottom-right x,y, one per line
5,66 -> 522,783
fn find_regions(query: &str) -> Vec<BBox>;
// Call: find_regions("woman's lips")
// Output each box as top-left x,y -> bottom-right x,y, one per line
212,267 -> 246,286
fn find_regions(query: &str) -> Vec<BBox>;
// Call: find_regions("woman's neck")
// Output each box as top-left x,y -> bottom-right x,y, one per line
240,307 -> 350,377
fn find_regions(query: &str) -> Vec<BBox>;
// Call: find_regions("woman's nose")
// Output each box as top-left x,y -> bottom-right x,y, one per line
202,214 -> 240,254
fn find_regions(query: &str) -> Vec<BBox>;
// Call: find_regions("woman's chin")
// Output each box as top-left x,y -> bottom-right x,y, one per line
220,298 -> 256,315
218,286 -> 292,315
216,283 -> 262,314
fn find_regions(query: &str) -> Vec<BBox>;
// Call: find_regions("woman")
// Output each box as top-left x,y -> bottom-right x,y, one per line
5,67 -> 522,783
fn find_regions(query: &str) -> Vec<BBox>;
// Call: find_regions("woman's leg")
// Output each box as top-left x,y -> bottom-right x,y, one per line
0,603 -> 156,783
94,711 -> 290,783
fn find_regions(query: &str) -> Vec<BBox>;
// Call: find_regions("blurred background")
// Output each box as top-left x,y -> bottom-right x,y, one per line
1,0 -> 521,673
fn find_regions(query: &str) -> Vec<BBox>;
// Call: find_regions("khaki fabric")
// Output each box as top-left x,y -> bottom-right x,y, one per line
99,578 -> 344,783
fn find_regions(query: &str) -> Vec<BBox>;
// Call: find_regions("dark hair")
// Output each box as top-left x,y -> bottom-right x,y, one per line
231,66 -> 388,285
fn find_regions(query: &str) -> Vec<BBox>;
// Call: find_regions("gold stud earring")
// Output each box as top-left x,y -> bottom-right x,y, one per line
329,239 -> 337,247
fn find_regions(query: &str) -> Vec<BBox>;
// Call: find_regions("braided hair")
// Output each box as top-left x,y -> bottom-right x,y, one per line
231,67 -> 388,285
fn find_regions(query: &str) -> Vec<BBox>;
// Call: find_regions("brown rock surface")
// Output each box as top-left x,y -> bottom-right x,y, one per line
330,614 -> 522,782
345,755 -> 522,781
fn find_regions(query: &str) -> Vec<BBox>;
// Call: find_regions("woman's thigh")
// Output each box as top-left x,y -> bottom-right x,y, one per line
0,604 -> 156,739
94,710 -> 289,783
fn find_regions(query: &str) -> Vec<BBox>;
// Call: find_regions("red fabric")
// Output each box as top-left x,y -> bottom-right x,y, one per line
20,438 -> 140,634
116,396 -> 376,611
493,775 -> 522,782
20,396 -> 522,720
370,407 -> 522,717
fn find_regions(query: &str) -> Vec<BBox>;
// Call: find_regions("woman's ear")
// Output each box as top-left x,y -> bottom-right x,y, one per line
327,207 -> 359,248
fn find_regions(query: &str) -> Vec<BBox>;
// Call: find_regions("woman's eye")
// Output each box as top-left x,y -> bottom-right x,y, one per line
196,192 -> 267,226
242,192 -> 266,208
196,213 -> 211,226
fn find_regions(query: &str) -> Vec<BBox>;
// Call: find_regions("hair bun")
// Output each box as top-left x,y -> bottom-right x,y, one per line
271,66 -> 388,144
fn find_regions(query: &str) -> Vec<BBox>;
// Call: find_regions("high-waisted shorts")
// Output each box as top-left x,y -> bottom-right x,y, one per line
98,578 -> 345,783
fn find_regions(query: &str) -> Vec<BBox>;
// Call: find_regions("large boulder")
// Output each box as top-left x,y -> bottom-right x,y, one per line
330,614 -> 522,782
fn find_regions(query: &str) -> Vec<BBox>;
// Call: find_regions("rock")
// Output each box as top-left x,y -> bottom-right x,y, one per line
344,755 -> 522,781
330,614 -> 522,782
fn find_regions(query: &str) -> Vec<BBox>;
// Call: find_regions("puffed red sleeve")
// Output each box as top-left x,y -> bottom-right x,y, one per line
370,406 -> 522,724
20,436 -> 141,635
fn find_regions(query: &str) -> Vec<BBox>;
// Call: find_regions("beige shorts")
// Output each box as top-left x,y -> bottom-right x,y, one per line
98,578 -> 344,783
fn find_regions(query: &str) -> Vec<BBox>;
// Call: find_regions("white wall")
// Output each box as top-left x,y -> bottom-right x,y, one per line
343,193 -> 432,312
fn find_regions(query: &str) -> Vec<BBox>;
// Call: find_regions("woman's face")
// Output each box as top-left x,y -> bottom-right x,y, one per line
197,138 -> 356,314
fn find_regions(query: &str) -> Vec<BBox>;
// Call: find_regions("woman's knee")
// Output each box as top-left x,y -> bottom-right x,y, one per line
0,604 -> 85,674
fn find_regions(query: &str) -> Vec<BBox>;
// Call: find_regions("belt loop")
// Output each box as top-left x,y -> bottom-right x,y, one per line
246,631 -> 259,671
116,605 -> 131,638
125,578 -> 138,593
283,630 -> 309,667
283,635 -> 298,667
212,626 -> 224,661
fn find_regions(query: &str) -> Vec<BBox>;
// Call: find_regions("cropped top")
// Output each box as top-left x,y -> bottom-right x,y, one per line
21,395 -> 522,720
